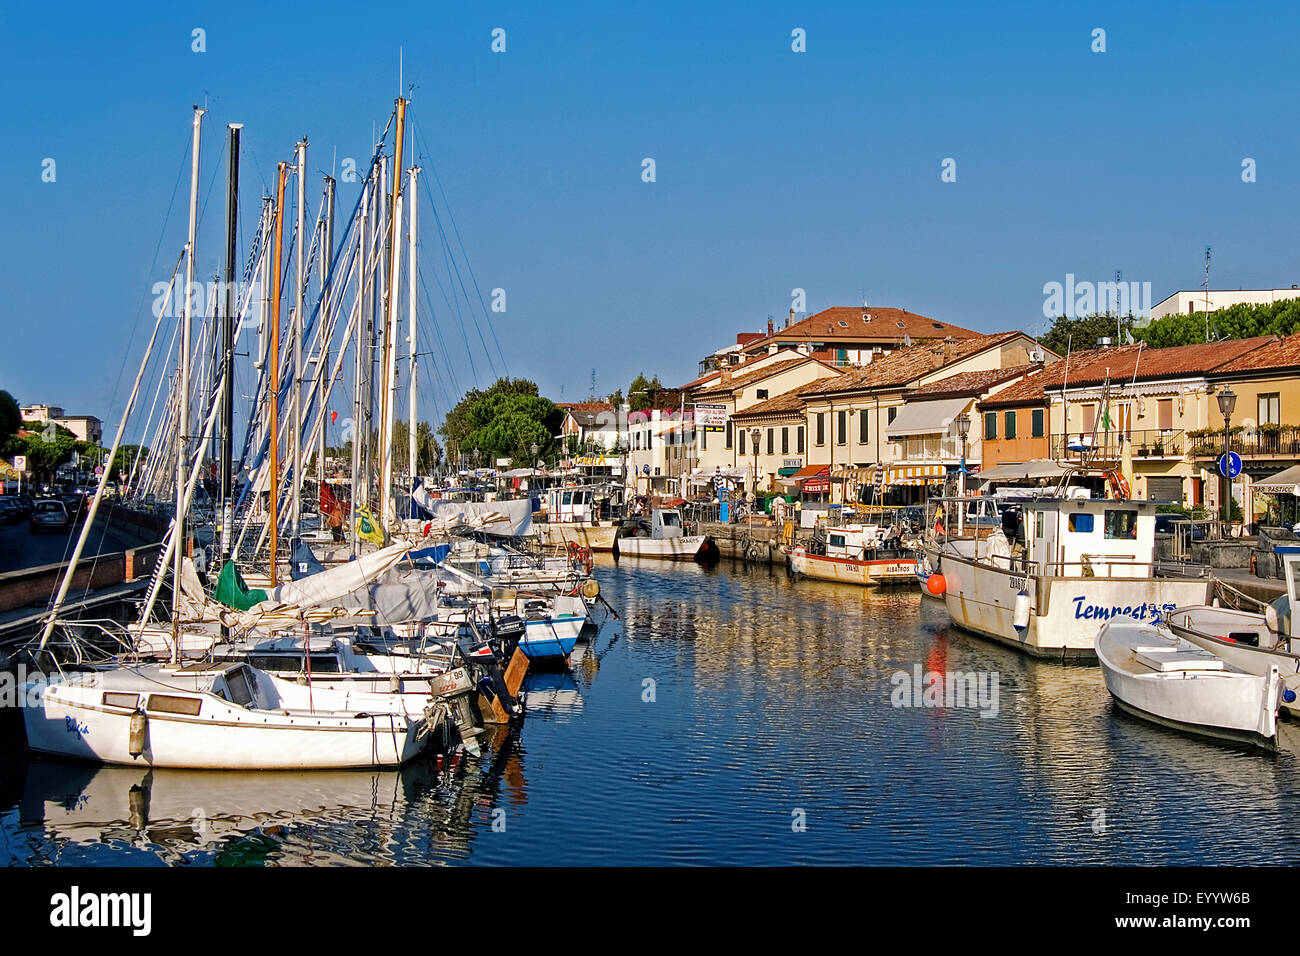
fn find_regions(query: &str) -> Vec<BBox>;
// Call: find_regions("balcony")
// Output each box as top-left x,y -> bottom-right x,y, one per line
1050,428 -> 1184,463
1187,426 -> 1300,459
888,436 -> 962,461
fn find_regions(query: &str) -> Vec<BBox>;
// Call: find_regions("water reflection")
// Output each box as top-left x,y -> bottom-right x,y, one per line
3,559 -> 1300,865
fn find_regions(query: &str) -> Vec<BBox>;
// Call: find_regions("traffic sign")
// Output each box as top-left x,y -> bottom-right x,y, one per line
1218,451 -> 1242,479
12,456 -> 25,472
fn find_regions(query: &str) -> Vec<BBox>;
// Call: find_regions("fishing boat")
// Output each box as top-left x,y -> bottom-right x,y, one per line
924,495 -> 1212,659
535,485 -> 620,552
1095,618 -> 1282,749
1164,554 -> 1300,711
22,661 -> 442,769
616,507 -> 717,561
789,509 -> 918,586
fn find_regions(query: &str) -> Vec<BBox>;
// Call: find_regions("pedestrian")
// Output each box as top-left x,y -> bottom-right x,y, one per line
327,498 -> 345,543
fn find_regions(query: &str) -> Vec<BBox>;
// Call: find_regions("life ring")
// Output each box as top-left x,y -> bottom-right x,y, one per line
1107,470 -> 1131,500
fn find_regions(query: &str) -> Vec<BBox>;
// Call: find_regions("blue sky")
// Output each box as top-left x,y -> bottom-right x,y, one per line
2,1 -> 1298,438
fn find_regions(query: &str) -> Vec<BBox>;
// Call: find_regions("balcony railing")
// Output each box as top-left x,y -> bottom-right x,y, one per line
1187,426 -> 1300,459
1050,428 -> 1184,462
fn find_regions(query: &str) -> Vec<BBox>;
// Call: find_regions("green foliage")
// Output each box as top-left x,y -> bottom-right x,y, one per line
391,420 -> 443,473
109,444 -> 148,482
2,431 -> 77,480
440,378 -> 561,465
628,373 -> 663,412
1039,313 -> 1131,357
0,391 -> 19,444
1134,297 -> 1300,348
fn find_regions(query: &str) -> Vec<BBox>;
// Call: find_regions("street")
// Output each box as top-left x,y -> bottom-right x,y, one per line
0,514 -> 149,574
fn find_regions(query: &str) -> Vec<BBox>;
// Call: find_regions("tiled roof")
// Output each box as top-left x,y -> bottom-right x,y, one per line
731,374 -> 845,419
1209,332 -> 1300,375
742,306 -> 979,353
906,364 -> 1038,398
691,354 -> 834,398
557,402 -> 614,412
800,332 -> 1023,396
979,336 -> 1280,408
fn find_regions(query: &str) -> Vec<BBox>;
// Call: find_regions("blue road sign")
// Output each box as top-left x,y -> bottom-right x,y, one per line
1218,451 -> 1242,479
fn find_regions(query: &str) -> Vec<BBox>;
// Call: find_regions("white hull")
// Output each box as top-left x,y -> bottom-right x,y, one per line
931,547 -> 1210,659
1096,619 -> 1280,747
22,668 -> 434,770
1168,605 -> 1300,712
616,535 -> 706,560
789,550 -> 916,587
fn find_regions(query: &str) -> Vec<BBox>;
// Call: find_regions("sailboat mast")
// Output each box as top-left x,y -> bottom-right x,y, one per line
173,105 -> 205,642
377,97 -> 407,531
269,161 -> 288,587
407,165 -> 419,503
292,138 -> 308,540
219,123 -> 241,561
319,175 -> 336,491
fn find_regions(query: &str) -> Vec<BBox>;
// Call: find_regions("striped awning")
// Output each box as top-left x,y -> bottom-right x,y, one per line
888,464 -> 947,483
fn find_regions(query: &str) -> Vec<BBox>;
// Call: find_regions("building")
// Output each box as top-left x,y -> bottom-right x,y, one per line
20,404 -> 103,444
1150,288 -> 1300,321
557,402 -> 626,452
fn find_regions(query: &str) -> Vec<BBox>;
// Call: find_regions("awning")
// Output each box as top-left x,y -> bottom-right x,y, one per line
1255,465 -> 1300,495
976,459 -> 1070,483
790,464 -> 829,481
885,398 -> 969,439
888,464 -> 947,483
777,466 -> 800,477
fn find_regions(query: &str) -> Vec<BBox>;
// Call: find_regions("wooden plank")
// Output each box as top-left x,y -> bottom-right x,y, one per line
504,646 -> 529,698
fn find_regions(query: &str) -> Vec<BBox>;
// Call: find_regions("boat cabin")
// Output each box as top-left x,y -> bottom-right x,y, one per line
1023,497 -> 1159,579
622,507 -> 686,539
545,486 -> 598,524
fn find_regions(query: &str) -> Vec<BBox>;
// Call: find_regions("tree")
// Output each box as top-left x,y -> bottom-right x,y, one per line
391,420 -> 444,474
628,373 -> 664,412
1040,312 -> 1133,357
0,391 -> 19,446
1134,297 -> 1300,348
439,378 -> 562,465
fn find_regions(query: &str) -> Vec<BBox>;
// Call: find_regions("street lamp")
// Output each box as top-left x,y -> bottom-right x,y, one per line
1217,387 -> 1237,528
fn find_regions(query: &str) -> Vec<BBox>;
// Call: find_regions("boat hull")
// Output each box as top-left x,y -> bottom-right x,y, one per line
518,614 -> 584,660
930,547 -> 1211,659
538,523 -> 619,552
1096,620 -> 1280,748
789,550 -> 917,587
616,535 -> 708,560
1168,606 -> 1300,712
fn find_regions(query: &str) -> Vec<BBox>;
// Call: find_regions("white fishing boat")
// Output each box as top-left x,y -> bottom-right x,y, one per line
1096,618 -> 1282,749
925,496 -> 1211,659
789,510 -> 917,586
536,486 -> 620,552
22,661 -> 442,769
1165,554 -> 1300,712
615,507 -> 716,561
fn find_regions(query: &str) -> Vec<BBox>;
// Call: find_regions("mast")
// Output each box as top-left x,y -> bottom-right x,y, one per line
269,161 -> 288,587
407,164 -> 420,506
319,175 -> 336,493
219,123 -> 241,561
376,97 -> 407,532
172,105 -> 204,654
292,137 -> 308,540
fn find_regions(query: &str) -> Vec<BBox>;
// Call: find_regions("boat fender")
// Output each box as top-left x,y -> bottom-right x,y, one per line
129,708 -> 148,759
926,572 -> 946,596
582,578 -> 600,600
1284,688 -> 1298,704
1013,589 -> 1031,632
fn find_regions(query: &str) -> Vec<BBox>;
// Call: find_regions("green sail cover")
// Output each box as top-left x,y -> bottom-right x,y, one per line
214,561 -> 268,610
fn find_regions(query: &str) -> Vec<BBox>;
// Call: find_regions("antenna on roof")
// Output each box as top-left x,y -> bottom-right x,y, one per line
1203,246 -> 1212,342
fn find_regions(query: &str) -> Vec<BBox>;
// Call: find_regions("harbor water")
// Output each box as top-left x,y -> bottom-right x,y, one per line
4,558 -> 1300,866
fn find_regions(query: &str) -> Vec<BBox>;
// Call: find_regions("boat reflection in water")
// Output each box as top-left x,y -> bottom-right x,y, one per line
8,723 -> 529,866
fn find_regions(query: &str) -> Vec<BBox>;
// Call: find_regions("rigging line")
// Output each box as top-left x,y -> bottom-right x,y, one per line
108,136 -> 192,427
412,291 -> 457,422
417,265 -> 472,393
421,180 -> 498,380
413,124 -> 510,376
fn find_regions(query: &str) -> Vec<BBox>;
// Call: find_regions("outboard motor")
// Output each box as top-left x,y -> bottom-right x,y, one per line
457,627 -> 525,721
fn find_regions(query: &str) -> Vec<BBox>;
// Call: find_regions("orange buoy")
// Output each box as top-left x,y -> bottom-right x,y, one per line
926,572 -> 947,596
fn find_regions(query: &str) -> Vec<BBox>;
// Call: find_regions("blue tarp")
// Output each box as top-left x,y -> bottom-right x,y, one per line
289,538 -> 326,580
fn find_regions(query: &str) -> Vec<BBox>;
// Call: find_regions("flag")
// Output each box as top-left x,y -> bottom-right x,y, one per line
355,506 -> 385,546
330,410 -> 338,423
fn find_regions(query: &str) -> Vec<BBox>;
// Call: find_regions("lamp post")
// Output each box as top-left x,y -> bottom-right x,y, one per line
749,427 -> 761,525
1217,387 -> 1236,529
956,412 -> 971,536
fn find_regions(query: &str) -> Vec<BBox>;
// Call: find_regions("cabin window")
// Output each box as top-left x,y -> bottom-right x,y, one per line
1035,511 -> 1045,539
797,426 -> 805,454
781,428 -> 789,454
562,491 -> 572,506
829,534 -> 846,548
837,411 -> 847,444
146,694 -> 203,716
225,668 -> 256,707
1259,393 -> 1280,426
1104,509 -> 1139,540
1004,411 -> 1017,440
859,409 -> 869,444
1031,408 -> 1045,438
816,413 -> 825,445
103,692 -> 140,710
662,512 -> 681,526
1067,513 -> 1094,534
984,412 -> 997,441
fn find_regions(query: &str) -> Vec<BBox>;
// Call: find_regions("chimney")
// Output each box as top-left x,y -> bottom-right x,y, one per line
720,367 -> 732,384
787,308 -> 794,329
767,316 -> 774,336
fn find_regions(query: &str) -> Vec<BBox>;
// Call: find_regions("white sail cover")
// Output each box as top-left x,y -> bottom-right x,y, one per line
230,542 -> 414,627
409,490 -> 533,537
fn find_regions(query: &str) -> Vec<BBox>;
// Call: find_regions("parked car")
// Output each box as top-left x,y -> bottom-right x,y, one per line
0,498 -> 23,524
30,499 -> 71,534
60,492 -> 89,523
